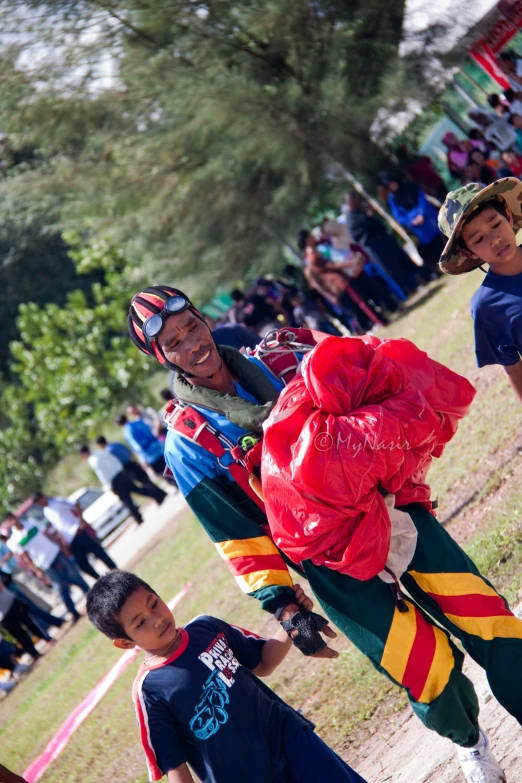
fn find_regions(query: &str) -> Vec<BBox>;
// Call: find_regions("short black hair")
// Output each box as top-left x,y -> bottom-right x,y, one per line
96,435 -> 107,446
159,388 -> 172,402
230,288 -> 244,302
460,200 -> 509,252
116,414 -> 127,426
31,491 -> 44,502
86,570 -> 157,640
499,51 -> 516,63
488,93 -> 500,109
79,445 -> 90,455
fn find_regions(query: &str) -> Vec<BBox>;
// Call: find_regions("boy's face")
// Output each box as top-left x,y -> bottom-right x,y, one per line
460,206 -> 517,267
115,586 -> 177,653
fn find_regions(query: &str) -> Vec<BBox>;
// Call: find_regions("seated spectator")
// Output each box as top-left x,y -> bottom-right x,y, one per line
501,148 -> 522,177
498,50 -> 522,92
343,192 -> 419,293
0,635 -> 31,693
159,388 -> 172,404
467,126 -> 490,153
236,283 -> 281,334
0,530 -> 53,611
442,132 -> 471,179
461,151 -> 496,187
0,581 -> 56,659
395,144 -> 447,202
303,241 -> 386,332
488,92 -> 511,116
288,289 -> 342,335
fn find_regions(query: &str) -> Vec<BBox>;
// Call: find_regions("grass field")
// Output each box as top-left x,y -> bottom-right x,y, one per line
4,273 -> 522,782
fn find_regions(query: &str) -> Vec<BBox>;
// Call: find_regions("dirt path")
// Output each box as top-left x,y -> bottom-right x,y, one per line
355,605 -> 522,783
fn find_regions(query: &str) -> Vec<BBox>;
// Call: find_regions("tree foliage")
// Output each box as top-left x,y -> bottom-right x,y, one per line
0,238 -> 149,515
0,1 -> 461,513
0,0 -> 452,293
0,188 -> 105,376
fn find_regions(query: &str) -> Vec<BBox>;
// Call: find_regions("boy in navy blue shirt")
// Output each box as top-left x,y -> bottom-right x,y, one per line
438,177 -> 522,403
87,570 -> 367,783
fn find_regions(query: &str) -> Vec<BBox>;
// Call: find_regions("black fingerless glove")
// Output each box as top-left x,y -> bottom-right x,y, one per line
279,607 -> 329,656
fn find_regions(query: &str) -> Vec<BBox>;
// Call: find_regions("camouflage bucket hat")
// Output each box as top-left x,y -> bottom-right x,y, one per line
438,177 -> 522,275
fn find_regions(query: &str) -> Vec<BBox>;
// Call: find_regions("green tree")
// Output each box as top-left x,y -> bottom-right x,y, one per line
0,238 -> 149,515
0,0 -> 451,294
0,196 -> 104,376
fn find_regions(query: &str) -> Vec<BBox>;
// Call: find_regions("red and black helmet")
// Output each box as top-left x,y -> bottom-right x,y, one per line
128,285 -> 206,373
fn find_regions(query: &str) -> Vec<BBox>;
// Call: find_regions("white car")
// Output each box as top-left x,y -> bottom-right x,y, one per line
67,487 -> 129,541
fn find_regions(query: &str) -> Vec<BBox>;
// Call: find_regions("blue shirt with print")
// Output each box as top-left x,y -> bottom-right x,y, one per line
135,615 -> 310,783
470,269 -> 522,367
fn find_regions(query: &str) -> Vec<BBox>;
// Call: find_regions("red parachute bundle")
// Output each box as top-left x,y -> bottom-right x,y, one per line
261,335 -> 476,580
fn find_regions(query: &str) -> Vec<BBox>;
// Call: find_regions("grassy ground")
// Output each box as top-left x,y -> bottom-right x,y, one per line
4,273 -> 522,781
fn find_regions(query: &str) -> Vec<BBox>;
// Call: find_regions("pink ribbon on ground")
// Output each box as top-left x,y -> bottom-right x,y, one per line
23,582 -> 192,783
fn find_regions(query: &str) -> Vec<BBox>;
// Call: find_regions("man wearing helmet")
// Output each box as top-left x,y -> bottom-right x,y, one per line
128,285 -> 521,783
128,286 -> 338,659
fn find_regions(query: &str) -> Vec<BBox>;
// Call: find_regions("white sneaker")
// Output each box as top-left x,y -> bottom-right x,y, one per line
457,728 -> 507,782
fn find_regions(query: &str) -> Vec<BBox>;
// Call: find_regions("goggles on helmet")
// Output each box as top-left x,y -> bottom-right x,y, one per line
142,295 -> 191,342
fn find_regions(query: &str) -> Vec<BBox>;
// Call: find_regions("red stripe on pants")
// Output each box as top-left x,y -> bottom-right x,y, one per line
428,593 -> 511,618
402,606 -> 437,701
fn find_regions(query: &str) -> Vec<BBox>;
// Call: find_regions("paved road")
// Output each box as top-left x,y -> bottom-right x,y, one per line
107,491 -> 188,569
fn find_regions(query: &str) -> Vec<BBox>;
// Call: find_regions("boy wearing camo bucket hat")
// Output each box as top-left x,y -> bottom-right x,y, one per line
439,177 -> 522,404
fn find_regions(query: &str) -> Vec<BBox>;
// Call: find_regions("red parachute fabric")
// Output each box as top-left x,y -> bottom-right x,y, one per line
261,335 -> 476,580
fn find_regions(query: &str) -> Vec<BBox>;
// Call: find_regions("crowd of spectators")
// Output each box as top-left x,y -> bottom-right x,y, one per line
0,395 -> 174,697
218,182 -> 445,342
437,50 -> 522,191
212,52 -> 522,347
0,491 -> 117,695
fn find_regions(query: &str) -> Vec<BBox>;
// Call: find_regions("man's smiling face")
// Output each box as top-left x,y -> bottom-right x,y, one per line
157,309 -> 222,378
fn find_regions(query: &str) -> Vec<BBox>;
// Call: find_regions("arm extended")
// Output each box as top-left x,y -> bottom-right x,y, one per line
251,624 -> 292,677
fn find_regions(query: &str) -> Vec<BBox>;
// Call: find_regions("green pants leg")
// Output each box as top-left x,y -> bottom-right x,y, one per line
303,554 -> 480,747
401,503 -> 522,728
